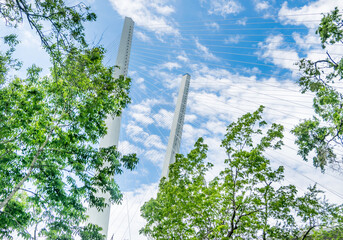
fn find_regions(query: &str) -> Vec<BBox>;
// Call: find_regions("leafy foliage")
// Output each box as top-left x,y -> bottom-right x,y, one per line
293,7 -> 343,171
141,107 -> 343,239
309,226 -> 343,240
0,1 -> 138,239
0,0 -> 96,52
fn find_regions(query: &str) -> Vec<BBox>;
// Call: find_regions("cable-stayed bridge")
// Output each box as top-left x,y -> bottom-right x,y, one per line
90,13 -> 343,240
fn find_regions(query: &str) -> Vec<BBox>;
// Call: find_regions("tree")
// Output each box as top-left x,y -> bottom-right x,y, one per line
309,226 -> 343,240
0,1 -> 138,239
0,0 -> 96,55
140,107 -> 343,239
292,7 -> 343,172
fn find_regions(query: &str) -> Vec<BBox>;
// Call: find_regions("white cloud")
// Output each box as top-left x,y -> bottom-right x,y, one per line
189,64 -> 315,127
242,66 -> 262,75
255,0 -> 271,12
130,98 -> 162,116
177,55 -> 189,62
136,77 -> 144,84
145,149 -> 165,166
206,0 -> 243,17
176,51 -> 190,62
153,109 -> 174,129
195,38 -> 220,61
188,90 -> 230,119
144,134 -> 166,150
204,120 -> 227,135
204,22 -> 220,30
126,121 -> 165,150
257,34 -> 300,70
118,140 -> 143,155
237,17 -> 247,25
278,0 -> 343,28
135,77 -> 146,90
21,28 -> 41,47
127,122 -> 148,142
292,32 -> 321,50
128,99 -> 162,126
127,97 -> 171,131
109,0 -> 179,36
183,123 -> 209,145
131,112 -> 154,125
224,35 -> 243,44
160,61 -> 181,70
149,68 -> 183,89
150,2 -> 175,15
185,114 -> 197,123
135,31 -> 151,42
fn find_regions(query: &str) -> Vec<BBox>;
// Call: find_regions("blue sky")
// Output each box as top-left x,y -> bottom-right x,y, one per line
2,0 -> 343,239
96,0 -> 343,238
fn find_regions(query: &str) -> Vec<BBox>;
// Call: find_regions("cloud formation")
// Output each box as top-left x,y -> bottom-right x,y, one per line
254,0 -> 271,12
279,0 -> 343,28
257,34 -> 300,71
109,0 -> 179,36
195,38 -> 220,61
108,0 -> 343,237
207,0 -> 243,17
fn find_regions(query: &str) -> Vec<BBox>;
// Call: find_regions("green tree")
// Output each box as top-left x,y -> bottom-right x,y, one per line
292,7 -> 343,172
0,1 -> 138,239
309,226 -> 343,240
0,0 -> 96,54
141,107 -> 343,239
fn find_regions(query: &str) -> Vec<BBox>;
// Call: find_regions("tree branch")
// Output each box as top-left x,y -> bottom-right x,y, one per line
326,52 -> 338,66
301,225 -> 316,240
0,129 -> 53,210
0,210 -> 33,239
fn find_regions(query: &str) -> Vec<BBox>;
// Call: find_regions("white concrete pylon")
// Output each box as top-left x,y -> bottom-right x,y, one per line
87,16 -> 134,239
162,74 -> 191,178
100,16 -> 134,149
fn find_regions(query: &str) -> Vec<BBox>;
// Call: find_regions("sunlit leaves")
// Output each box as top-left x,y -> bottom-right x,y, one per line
294,7 -> 343,172
141,108 -> 343,239
0,2 -> 138,238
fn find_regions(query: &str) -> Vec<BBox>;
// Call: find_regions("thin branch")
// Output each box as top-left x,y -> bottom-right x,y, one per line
0,130 -> 22,144
19,188 -> 47,203
34,221 -> 41,240
326,52 -> 338,66
0,148 -> 12,159
34,163 -> 74,174
0,129 -> 54,210
236,208 -> 262,223
0,210 -> 33,239
301,225 -> 316,240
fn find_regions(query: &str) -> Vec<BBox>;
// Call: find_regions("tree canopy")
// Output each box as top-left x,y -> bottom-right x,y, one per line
293,7 -> 343,172
0,0 -> 96,53
141,107 -> 343,239
0,1 -> 138,239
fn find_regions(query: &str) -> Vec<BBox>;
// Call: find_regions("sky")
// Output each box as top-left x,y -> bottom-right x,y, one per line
2,0 -> 343,239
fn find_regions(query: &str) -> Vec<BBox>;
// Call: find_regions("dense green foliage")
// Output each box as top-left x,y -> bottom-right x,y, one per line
141,107 -> 343,239
309,226 -> 343,240
0,0 -> 96,53
0,1 -> 138,239
293,7 -> 343,172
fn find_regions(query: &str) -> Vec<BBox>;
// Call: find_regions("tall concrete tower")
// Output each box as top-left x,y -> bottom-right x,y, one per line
87,17 -> 134,238
161,74 -> 191,178
100,17 -> 134,149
